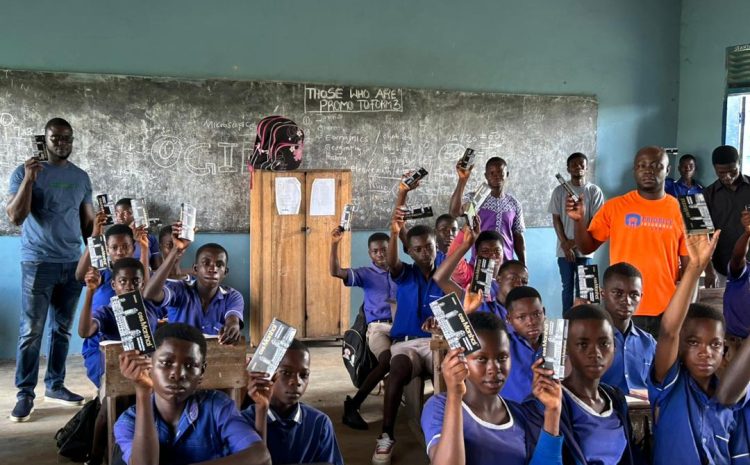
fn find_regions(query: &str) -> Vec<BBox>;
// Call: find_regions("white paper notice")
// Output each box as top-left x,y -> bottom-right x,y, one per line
310,178 -> 336,216
275,177 -> 301,215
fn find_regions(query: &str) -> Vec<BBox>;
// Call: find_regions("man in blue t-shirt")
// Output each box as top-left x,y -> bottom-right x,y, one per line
6,118 -> 95,422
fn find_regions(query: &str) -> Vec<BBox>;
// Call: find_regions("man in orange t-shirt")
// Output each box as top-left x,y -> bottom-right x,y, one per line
567,146 -> 688,335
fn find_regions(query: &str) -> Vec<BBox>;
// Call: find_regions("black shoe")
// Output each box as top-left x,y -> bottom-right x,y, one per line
10,397 -> 34,422
45,386 -> 84,406
343,395 -> 369,430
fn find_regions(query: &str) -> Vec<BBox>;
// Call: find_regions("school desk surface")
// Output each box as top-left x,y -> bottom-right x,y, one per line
0,345 -> 429,465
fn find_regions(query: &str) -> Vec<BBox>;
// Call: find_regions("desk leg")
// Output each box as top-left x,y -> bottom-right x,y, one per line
230,388 -> 243,409
107,396 -> 116,464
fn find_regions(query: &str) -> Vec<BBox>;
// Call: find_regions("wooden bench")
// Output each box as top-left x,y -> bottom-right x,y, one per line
99,337 -> 247,462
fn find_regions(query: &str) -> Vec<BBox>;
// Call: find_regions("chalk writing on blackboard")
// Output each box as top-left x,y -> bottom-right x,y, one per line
304,86 -> 403,113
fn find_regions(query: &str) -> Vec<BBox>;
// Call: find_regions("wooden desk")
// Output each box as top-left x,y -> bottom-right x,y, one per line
100,337 -> 247,462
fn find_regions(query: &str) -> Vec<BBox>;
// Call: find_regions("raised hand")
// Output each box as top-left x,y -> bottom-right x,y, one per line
133,225 -> 150,251
331,227 -> 345,243
531,358 -> 562,412
119,350 -> 153,390
84,266 -> 102,290
455,160 -> 473,181
391,207 -> 406,235
23,157 -> 43,183
170,222 -> 192,251
463,288 -> 484,313
247,371 -> 274,410
685,231 -> 721,271
92,210 -> 108,237
442,348 -> 468,398
565,193 -> 585,222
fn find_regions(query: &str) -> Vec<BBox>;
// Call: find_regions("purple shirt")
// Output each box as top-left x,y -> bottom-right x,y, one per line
466,191 -> 525,261
421,393 -> 564,465
115,390 -> 261,465
162,281 -> 244,335
345,263 -> 396,323
564,387 -> 627,465
725,263 -> 750,338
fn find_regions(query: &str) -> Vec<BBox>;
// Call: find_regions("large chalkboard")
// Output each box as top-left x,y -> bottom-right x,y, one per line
0,69 -> 597,233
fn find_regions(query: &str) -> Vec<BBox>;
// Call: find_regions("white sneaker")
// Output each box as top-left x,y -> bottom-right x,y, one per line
372,433 -> 395,465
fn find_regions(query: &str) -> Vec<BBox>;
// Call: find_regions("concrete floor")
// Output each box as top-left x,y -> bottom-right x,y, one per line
0,344 -> 430,465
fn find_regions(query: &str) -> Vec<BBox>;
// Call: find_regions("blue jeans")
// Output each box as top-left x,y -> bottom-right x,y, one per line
16,261 -> 82,400
558,256 -> 592,316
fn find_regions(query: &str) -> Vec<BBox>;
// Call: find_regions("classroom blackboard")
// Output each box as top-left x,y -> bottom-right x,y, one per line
0,69 -> 597,233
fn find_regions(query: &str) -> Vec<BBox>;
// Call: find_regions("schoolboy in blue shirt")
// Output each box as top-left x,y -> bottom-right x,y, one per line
648,232 -> 738,465
373,205 -> 444,464
330,228 -> 396,430
245,339 -> 344,465
723,210 -> 750,341
422,312 -> 563,465
143,223 -> 242,344
598,263 -> 655,394
115,323 -> 270,465
75,220 -> 150,309
524,304 -> 642,465
78,257 -> 162,389
665,154 -> 704,198
500,286 -> 545,403
115,197 -> 163,270
78,257 -> 163,465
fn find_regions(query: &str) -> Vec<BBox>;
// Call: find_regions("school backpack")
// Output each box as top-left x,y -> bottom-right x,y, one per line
55,396 -> 101,462
342,305 -> 378,388
249,116 -> 305,171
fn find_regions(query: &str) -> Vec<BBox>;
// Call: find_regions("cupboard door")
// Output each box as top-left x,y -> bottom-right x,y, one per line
304,171 -> 351,338
250,171 -> 307,344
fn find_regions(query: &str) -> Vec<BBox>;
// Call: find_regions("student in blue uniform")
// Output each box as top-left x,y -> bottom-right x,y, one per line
244,339 -> 344,465
494,260 -> 529,321
331,228 -> 397,430
143,223 -> 242,344
75,219 -> 150,308
114,197 -> 163,270
114,323 -> 271,465
433,218 -> 505,315
372,206 -> 444,465
524,304 -> 643,465
598,263 -> 655,395
500,286 -> 545,403
78,257 -> 163,465
158,225 -> 192,283
648,231 -> 741,465
421,311 -> 563,465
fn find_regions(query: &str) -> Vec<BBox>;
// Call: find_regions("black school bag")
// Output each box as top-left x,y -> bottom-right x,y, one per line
342,305 -> 378,388
55,396 -> 101,462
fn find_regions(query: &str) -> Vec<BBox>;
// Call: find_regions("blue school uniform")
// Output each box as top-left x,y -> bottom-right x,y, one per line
345,262 -> 397,323
477,282 -> 508,320
648,361 -> 739,465
81,300 -> 163,388
500,332 -> 542,403
421,393 -> 563,465
162,280 -> 244,335
133,233 -> 160,262
91,268 -> 115,309
725,263 -> 750,338
115,390 -> 261,465
242,402 -> 343,465
390,263 -> 444,340
523,383 -> 641,465
164,275 -> 195,322
729,403 -> 750,464
563,386 -> 628,464
601,321 -> 656,393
